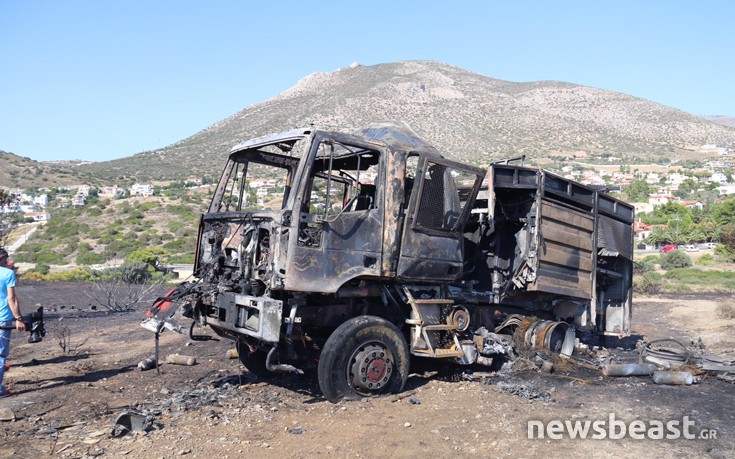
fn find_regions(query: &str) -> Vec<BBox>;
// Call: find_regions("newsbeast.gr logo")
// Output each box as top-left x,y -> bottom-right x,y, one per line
528,414 -> 718,440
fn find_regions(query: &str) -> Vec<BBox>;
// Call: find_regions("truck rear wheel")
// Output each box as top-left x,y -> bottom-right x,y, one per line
318,316 -> 410,403
236,341 -> 270,377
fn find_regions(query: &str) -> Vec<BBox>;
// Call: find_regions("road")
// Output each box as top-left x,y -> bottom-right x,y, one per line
7,224 -> 40,254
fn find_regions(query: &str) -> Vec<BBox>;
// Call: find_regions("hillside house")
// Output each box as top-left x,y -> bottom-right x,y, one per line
100,186 -> 125,199
717,185 -> 735,195
130,183 -> 154,197
1,203 -> 21,214
77,185 -> 91,196
24,211 -> 51,222
645,173 -> 661,185
709,172 -> 728,185
33,194 -> 48,207
678,200 -> 705,210
71,195 -> 86,206
666,172 -> 695,188
634,220 -> 652,241
580,171 -> 605,186
649,194 -> 675,206
632,202 -> 654,214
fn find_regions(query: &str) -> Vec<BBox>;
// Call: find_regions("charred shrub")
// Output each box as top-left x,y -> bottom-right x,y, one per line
717,302 -> 735,319
633,271 -> 663,294
54,324 -> 88,354
634,255 -> 658,275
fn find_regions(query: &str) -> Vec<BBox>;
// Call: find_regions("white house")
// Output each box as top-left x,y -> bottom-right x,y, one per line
632,202 -> 654,214
645,173 -> 660,185
24,211 -> 51,222
648,194 -> 675,206
33,194 -> 49,207
130,183 -> 154,197
666,173 -> 687,187
678,200 -> 705,210
717,185 -> 735,195
710,172 -> 728,185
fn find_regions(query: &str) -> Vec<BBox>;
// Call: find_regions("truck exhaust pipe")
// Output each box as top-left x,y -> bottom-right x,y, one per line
265,345 -> 304,375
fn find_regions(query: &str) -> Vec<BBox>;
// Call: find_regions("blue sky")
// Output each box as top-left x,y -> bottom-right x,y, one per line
1,1 -> 733,162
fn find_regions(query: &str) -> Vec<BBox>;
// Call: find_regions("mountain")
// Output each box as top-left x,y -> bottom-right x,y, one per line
705,116 -> 735,129
12,60 -> 735,185
0,150 -> 103,189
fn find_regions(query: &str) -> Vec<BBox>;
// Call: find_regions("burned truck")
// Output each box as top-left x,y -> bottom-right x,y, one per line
144,121 -> 633,402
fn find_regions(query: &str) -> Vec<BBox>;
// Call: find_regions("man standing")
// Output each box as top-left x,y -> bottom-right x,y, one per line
0,248 -> 24,398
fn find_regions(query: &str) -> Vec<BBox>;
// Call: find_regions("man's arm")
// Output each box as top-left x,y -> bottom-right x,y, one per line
8,287 -> 25,331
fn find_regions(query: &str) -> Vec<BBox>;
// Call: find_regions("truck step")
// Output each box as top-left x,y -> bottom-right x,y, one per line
423,324 -> 457,331
412,299 -> 455,305
412,348 -> 465,358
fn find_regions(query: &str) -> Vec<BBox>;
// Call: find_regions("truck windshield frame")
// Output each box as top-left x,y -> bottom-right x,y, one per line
209,141 -> 306,214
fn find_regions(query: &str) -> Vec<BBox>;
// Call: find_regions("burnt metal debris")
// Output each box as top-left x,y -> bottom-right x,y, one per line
111,411 -> 152,437
635,338 -> 735,384
142,121 -> 636,402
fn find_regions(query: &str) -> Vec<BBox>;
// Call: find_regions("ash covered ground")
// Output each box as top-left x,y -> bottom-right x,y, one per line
0,282 -> 733,458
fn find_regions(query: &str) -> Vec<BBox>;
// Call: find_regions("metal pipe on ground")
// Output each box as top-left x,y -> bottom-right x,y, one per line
166,354 -> 197,366
602,363 -> 656,377
652,371 -> 694,385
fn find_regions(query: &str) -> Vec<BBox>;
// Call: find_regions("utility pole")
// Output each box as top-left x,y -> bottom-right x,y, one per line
671,214 -> 681,246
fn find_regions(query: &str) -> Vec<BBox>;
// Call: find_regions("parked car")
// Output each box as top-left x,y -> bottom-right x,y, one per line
660,244 -> 678,253
685,244 -> 700,252
705,242 -> 717,249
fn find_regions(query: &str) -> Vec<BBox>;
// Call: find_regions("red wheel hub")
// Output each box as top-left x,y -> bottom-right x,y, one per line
349,343 -> 394,393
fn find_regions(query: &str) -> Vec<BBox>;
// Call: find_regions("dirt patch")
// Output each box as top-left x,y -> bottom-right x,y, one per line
1,283 -> 733,458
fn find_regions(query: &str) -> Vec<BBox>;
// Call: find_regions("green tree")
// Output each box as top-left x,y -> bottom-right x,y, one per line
712,199 -> 735,226
125,247 -> 168,270
76,251 -> 107,266
624,179 -> 651,202
645,226 -> 673,246
673,178 -> 699,199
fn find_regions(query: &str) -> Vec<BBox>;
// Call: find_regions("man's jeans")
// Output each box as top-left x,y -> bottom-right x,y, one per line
0,322 -> 11,392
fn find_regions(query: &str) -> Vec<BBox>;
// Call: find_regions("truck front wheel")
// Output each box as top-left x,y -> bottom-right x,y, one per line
318,315 -> 410,403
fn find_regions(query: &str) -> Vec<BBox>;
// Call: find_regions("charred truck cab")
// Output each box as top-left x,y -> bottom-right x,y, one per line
144,121 -> 634,402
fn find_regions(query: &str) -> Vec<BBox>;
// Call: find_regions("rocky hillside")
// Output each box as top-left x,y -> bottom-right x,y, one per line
12,61 -> 735,185
0,150 -> 103,189
705,115 -> 735,129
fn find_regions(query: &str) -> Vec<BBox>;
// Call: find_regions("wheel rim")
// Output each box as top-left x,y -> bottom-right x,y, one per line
349,343 -> 394,394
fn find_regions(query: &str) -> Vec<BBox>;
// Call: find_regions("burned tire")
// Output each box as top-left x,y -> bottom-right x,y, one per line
236,341 -> 270,377
318,315 -> 410,403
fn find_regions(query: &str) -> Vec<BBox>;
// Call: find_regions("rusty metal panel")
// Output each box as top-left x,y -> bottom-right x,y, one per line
284,197 -> 384,293
540,201 -> 594,233
597,214 -> 634,259
529,199 -> 594,299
